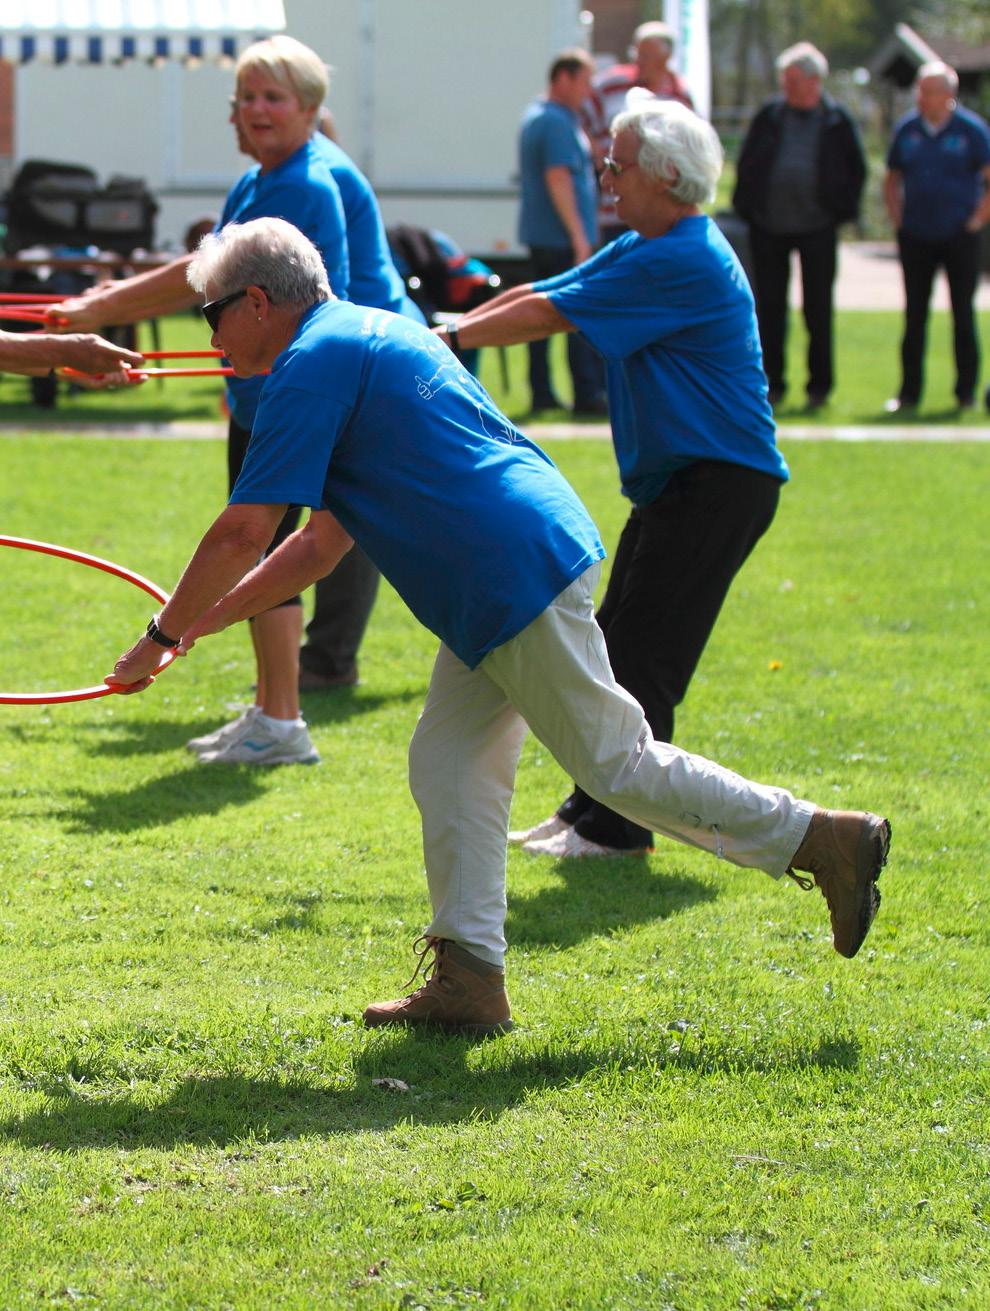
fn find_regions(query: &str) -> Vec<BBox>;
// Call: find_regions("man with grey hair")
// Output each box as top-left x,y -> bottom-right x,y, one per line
106,215 -> 890,1037
582,20 -> 693,242
436,102 -> 790,864
883,61 -> 990,413
734,41 -> 866,408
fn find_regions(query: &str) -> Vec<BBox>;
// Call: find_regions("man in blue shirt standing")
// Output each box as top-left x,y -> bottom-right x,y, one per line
106,216 -> 890,1037
518,49 -> 606,415
883,61 -> 990,413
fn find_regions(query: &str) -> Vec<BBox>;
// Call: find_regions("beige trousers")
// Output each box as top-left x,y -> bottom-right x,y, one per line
409,565 -> 815,965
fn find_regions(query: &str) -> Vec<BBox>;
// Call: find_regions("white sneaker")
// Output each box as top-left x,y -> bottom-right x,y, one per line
198,721 -> 320,766
507,813 -> 571,845
523,828 -> 650,858
186,706 -> 259,755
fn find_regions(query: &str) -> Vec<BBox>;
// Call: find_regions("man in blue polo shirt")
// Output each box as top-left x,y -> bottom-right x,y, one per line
106,216 -> 890,1036
883,61 -> 990,413
518,49 -> 606,415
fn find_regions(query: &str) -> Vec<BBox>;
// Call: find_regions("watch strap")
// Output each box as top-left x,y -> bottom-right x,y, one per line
146,616 -> 180,649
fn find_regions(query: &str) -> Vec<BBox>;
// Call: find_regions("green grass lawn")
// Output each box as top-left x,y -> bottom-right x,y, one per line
0,425 -> 988,1308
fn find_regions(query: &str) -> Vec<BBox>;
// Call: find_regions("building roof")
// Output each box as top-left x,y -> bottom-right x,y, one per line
870,22 -> 990,88
0,1 -> 285,64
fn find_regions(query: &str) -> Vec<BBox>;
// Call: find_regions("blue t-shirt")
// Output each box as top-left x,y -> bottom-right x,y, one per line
311,134 -> 423,322
887,107 -> 990,242
217,138 -> 350,428
538,218 -> 788,505
518,98 -> 597,249
230,301 -> 605,668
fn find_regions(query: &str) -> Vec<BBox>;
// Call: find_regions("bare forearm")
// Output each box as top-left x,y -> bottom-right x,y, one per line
157,507 -> 285,638
545,167 -> 592,261
883,172 -> 903,230
0,330 -> 144,377
189,516 -> 353,640
56,255 -> 199,330
444,291 -> 573,348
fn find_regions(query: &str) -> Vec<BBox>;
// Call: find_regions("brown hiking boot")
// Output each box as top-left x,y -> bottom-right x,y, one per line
788,809 -> 892,958
363,937 -> 513,1037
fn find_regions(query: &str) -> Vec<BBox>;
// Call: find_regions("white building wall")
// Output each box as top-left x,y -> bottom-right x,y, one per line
11,0 -> 588,254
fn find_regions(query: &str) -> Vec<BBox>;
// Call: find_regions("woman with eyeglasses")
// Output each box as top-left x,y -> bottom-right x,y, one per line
52,36 -> 353,766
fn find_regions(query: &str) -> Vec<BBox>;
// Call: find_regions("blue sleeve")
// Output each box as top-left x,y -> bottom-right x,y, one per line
886,123 -> 906,170
231,384 -> 350,509
254,174 -> 350,299
973,118 -> 990,165
532,241 -> 618,295
223,156 -> 351,300
542,113 -> 579,169
544,245 -> 693,361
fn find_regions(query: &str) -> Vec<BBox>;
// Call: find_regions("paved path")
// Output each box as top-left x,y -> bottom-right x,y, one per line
833,240 -> 990,311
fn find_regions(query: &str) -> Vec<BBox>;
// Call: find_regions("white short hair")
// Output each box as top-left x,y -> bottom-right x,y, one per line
633,20 -> 674,56
916,61 -> 958,94
187,217 -> 331,308
611,100 -> 722,205
776,42 -> 828,80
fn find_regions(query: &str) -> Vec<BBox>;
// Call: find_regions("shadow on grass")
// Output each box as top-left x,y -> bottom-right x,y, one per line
0,1031 -> 860,1150
68,685 -> 427,759
60,762 -> 267,833
507,857 -> 714,947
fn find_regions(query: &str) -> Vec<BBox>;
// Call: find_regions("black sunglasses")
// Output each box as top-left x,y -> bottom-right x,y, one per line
200,287 -> 268,333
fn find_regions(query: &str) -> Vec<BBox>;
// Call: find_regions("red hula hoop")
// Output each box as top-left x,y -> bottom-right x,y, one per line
0,535 -> 174,705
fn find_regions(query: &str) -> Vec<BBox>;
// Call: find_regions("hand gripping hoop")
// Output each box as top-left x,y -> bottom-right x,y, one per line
0,535 -> 174,704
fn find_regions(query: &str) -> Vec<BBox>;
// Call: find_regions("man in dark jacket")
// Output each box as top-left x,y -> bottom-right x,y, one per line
733,42 -> 866,408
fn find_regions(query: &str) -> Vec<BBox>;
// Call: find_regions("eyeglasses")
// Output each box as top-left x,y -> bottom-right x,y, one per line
601,154 -> 637,177
200,288 -> 251,333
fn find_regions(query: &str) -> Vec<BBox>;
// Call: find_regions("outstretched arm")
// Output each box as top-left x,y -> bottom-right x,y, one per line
0,330 -> 144,379
183,510 -> 354,647
106,502 -> 288,691
435,287 -> 574,349
51,254 -> 199,331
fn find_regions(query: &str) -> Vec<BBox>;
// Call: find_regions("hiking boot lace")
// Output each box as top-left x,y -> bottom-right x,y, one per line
402,935 -> 443,990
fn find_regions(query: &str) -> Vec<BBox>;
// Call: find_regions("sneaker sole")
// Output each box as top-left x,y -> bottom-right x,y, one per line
843,815 -> 891,958
198,752 -> 320,766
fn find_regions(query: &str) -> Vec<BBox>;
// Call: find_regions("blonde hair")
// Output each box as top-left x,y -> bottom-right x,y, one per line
235,35 -> 329,111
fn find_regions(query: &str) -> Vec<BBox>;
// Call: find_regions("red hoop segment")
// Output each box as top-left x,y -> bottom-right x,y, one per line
0,535 -> 174,705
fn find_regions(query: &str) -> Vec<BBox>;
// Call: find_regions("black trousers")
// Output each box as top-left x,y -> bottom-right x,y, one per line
748,224 -> 837,400
526,245 -> 604,410
896,228 -> 981,405
228,418 -> 302,609
300,546 -> 380,680
557,460 -> 781,849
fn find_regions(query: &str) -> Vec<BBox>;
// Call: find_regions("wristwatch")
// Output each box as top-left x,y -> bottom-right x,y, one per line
146,616 -> 181,649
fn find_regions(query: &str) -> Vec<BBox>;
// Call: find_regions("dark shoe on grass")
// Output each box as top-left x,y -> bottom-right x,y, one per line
788,809 -> 891,957
363,937 -> 513,1037
298,665 -> 359,691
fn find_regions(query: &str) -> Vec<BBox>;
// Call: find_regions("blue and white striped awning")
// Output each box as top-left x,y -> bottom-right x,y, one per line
0,1 -> 286,65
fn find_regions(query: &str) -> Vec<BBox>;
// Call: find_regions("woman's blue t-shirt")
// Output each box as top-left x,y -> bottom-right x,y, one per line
229,301 -> 604,668
537,217 -> 788,506
311,134 -> 422,319
217,138 -> 350,428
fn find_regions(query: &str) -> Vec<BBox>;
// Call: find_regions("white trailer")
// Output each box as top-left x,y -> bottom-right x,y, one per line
3,0 -> 589,257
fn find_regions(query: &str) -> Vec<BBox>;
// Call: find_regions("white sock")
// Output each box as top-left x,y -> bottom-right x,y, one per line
255,712 -> 304,739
